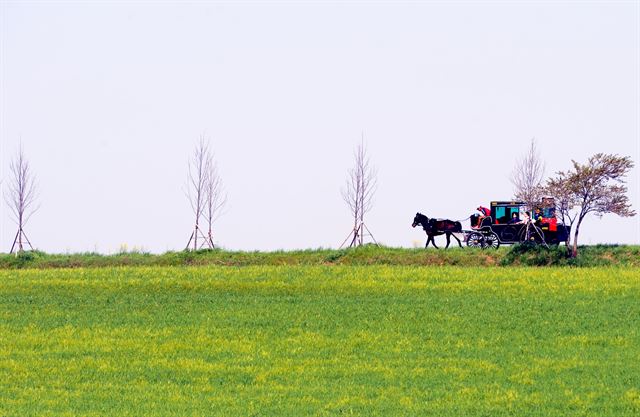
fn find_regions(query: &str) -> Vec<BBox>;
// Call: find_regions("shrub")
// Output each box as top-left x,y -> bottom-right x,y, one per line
501,243 -> 572,266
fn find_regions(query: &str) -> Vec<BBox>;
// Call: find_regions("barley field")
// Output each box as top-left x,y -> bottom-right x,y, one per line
1,265 -> 639,416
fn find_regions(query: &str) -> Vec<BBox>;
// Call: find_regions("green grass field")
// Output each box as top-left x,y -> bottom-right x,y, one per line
1,265 -> 639,416
2,244 -> 639,268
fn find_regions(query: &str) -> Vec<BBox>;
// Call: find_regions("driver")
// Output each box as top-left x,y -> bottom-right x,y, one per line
476,205 -> 491,228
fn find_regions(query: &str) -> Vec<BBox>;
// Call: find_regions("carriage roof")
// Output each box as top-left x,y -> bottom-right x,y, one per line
490,199 -> 555,209
490,201 -> 526,207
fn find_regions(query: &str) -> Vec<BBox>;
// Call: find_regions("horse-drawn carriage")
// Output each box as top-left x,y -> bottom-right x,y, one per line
413,200 -> 570,249
464,200 -> 570,248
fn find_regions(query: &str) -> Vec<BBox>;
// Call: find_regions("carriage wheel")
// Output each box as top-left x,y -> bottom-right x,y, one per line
466,232 -> 484,248
483,232 -> 500,249
519,224 -> 543,245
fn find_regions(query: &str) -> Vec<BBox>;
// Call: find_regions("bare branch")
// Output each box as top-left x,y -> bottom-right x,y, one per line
185,135 -> 226,250
185,136 -> 210,250
203,151 -> 227,245
5,146 -> 38,253
341,137 -> 377,247
511,138 -> 545,210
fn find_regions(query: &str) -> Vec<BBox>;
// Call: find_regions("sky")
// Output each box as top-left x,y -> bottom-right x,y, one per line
1,1 -> 638,253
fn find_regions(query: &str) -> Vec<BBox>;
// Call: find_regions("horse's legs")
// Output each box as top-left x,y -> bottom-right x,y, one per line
452,233 -> 463,247
431,235 -> 439,249
445,233 -> 451,249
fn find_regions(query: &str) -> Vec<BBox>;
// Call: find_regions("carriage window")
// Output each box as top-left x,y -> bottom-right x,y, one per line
543,207 -> 556,218
509,207 -> 520,219
494,206 -> 506,224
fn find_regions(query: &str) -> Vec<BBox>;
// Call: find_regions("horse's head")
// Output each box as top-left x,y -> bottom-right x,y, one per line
412,212 -> 428,228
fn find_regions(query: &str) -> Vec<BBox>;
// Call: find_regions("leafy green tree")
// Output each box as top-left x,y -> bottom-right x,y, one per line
546,154 -> 635,258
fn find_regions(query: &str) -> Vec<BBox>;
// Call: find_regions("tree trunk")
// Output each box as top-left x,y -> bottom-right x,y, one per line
564,223 -> 572,256
207,222 -> 214,248
193,221 -> 199,251
571,221 -> 581,258
18,213 -> 24,252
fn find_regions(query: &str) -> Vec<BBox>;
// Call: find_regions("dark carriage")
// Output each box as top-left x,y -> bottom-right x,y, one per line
465,200 -> 570,249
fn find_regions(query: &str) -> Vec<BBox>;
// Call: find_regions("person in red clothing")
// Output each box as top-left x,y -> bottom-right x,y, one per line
477,206 -> 490,217
475,206 -> 491,228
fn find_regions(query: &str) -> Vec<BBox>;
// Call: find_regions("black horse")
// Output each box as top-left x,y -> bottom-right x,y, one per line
412,212 -> 463,249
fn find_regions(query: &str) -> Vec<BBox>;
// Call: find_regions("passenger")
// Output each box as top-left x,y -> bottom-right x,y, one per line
522,211 -> 531,224
508,212 -> 520,224
533,207 -> 543,223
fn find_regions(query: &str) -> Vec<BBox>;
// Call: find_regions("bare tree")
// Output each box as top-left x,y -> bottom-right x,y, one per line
511,138 -> 545,210
185,137 -> 213,250
340,137 -> 378,247
546,154 -> 635,258
203,153 -> 226,248
6,146 -> 38,253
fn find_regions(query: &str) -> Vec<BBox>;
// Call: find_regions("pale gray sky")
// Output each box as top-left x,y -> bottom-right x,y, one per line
1,1 -> 638,253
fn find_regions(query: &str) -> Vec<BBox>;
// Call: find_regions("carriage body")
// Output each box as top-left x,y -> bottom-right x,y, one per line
465,200 -> 570,248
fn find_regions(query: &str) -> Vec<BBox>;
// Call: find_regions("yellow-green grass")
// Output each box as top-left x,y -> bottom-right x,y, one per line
2,245 -> 640,269
1,266 -> 639,416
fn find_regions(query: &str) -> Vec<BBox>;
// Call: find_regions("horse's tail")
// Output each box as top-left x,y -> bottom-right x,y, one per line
454,221 -> 462,233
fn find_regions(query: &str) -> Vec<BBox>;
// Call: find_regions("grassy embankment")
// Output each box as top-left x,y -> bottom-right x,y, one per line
0,244 -> 639,269
1,265 -> 639,415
